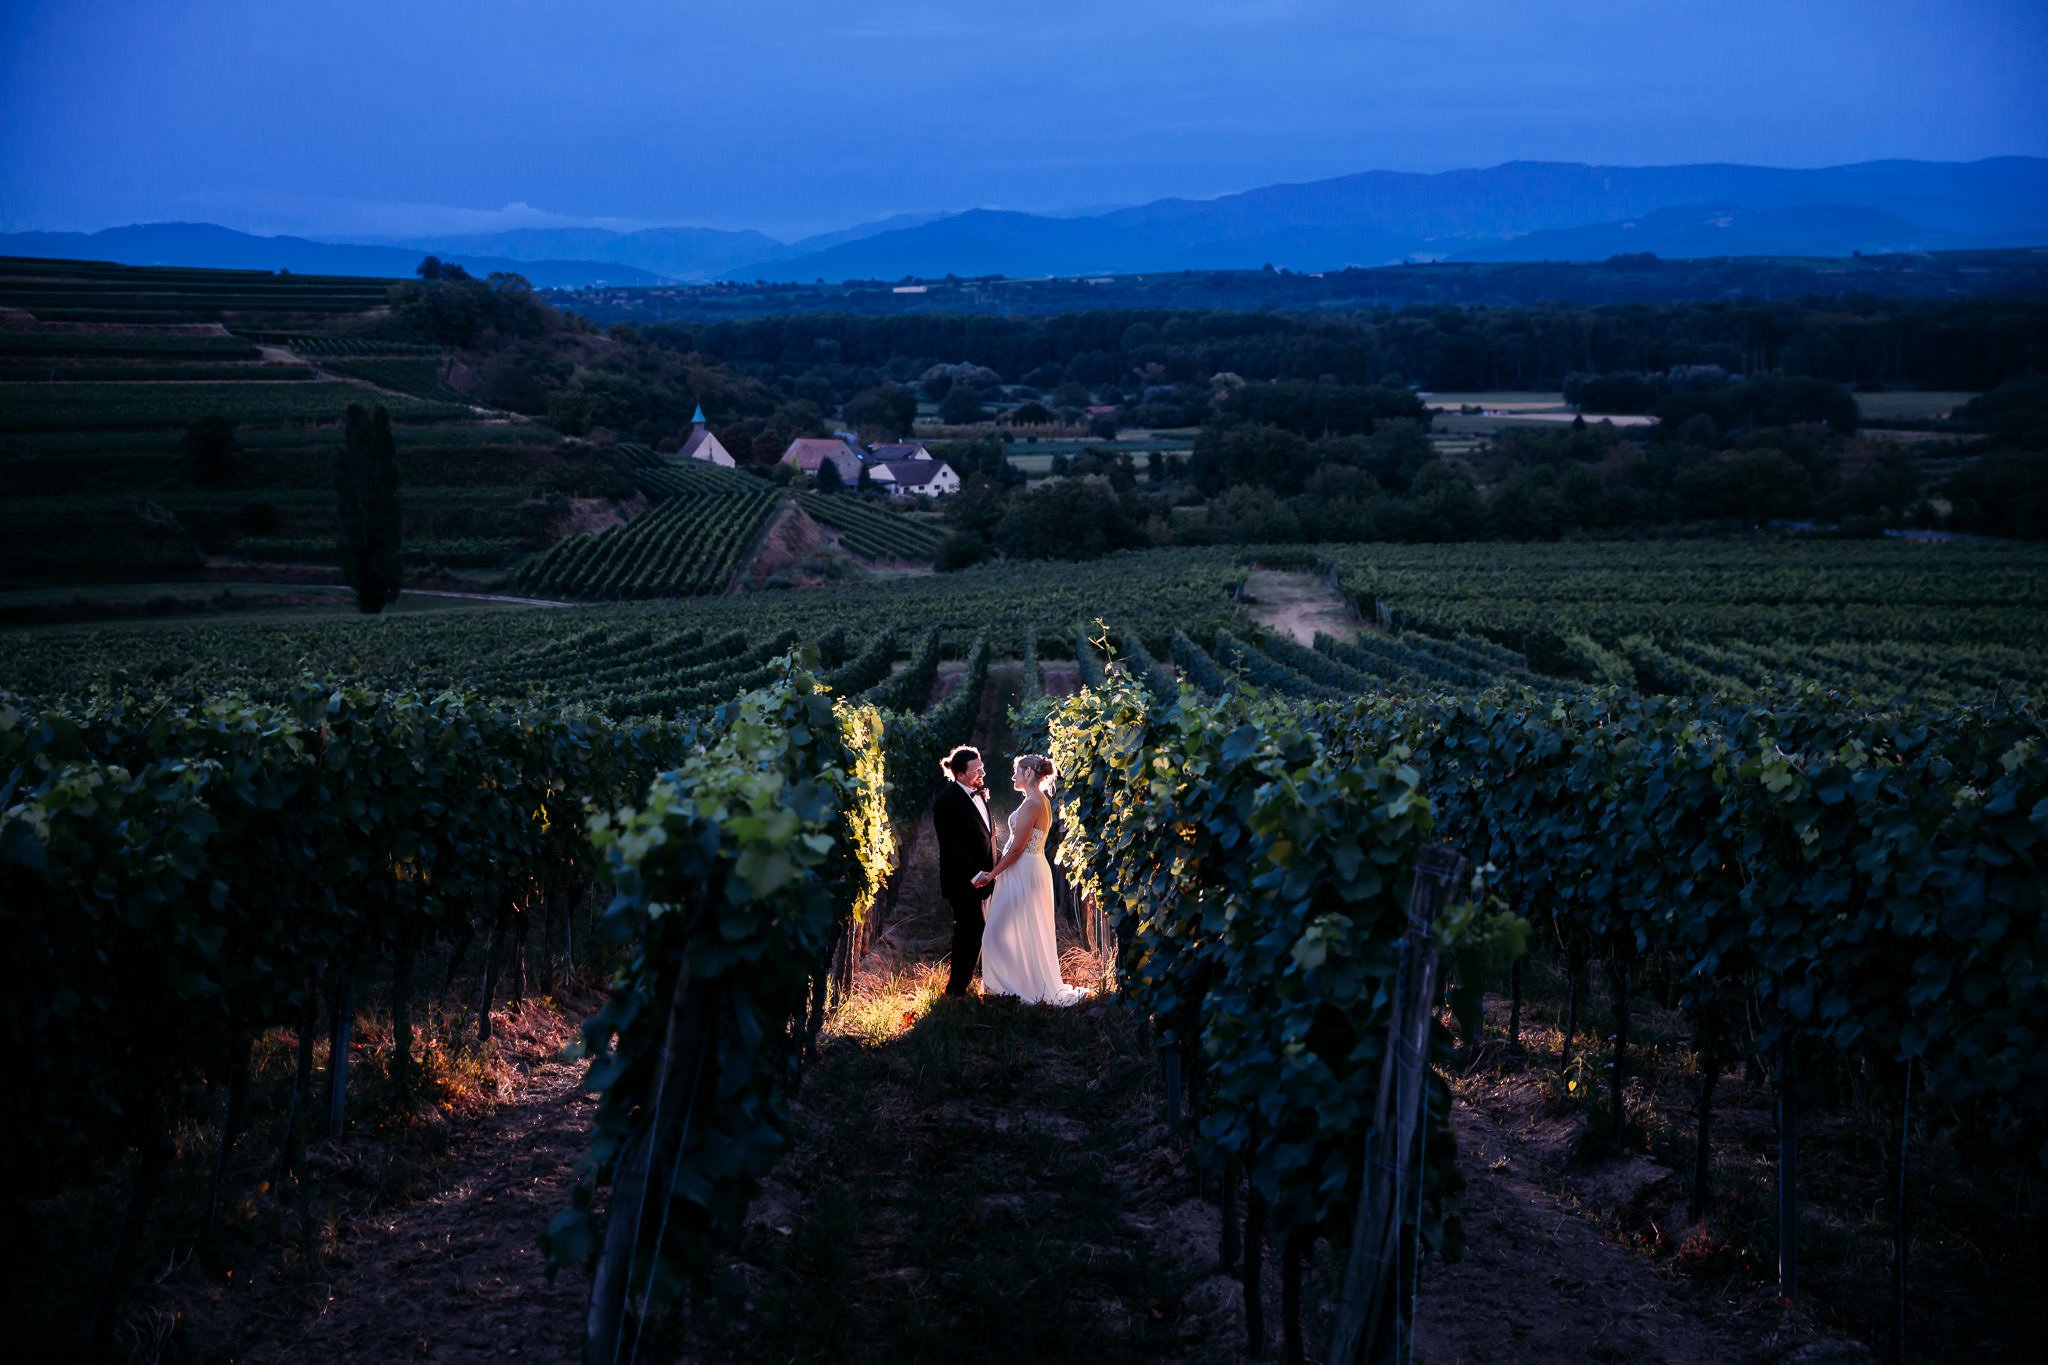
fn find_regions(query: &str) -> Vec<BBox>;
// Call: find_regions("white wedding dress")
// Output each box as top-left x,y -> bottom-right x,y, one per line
980,808 -> 1086,1005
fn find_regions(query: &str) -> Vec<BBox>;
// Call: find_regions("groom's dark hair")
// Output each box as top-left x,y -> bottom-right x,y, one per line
944,745 -> 981,775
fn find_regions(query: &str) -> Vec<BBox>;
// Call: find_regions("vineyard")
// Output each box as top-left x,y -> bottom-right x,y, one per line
4,537 -> 2045,1360
0,380 -> 470,432
606,445 -> 948,563
512,475 -> 779,599
795,487 -> 948,560
0,259 -> 632,590
0,256 -> 394,323
2,251 -> 2045,1361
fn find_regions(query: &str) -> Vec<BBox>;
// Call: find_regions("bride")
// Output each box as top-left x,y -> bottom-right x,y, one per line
971,754 -> 1086,1006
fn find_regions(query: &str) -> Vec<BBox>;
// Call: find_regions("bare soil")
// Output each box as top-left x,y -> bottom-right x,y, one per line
545,493 -> 648,541
1240,568 -> 1362,645
739,500 -> 825,588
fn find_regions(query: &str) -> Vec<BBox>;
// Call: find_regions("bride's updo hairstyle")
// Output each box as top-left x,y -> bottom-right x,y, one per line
1013,753 -> 1057,791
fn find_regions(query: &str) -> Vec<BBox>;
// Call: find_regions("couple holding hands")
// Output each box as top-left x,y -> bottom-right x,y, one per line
931,745 -> 1085,1007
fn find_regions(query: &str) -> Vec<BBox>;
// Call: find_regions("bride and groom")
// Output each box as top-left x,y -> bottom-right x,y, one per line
933,745 -> 1086,1006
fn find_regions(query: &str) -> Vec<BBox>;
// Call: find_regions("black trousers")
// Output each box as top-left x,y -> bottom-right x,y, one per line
946,894 -> 985,995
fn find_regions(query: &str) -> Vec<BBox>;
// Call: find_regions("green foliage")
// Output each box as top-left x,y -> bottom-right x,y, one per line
1218,378 -> 1430,436
0,683 -> 679,1188
541,669 -> 889,1300
1651,375 -> 1860,438
841,385 -> 916,438
1321,684 -> 2048,1154
794,490 -> 945,561
937,385 -> 987,425
1043,672 -> 1471,1248
993,476 -> 1151,560
332,404 -> 403,613
514,485 -> 777,599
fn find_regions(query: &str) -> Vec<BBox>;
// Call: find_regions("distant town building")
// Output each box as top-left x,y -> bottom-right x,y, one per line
870,458 -> 960,499
867,441 -> 932,464
678,405 -> 736,466
781,433 -> 866,484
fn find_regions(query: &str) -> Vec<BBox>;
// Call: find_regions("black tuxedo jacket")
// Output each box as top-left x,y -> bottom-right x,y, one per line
933,781 -> 996,905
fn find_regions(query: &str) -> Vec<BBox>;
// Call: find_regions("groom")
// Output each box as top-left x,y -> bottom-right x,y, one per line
933,744 -> 996,996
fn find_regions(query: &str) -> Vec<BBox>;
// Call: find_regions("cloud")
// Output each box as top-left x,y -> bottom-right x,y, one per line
152,193 -> 681,241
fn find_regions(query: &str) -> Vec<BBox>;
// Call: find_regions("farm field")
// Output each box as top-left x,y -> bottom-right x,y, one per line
1421,387 -> 1987,430
1853,390 -> 1979,421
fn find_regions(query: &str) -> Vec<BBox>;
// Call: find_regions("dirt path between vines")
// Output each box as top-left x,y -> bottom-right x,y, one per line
211,998 -> 1866,1365
234,1062 -> 592,1365
1240,568 -> 1363,645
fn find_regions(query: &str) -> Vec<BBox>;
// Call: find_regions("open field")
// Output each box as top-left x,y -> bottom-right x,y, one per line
1852,390 -> 1980,421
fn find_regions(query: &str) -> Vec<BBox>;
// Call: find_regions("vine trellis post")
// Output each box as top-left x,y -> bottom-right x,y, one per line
1326,843 -> 1467,1365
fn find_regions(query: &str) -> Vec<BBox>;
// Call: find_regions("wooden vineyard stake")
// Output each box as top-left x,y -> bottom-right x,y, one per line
391,937 -> 416,1095
88,1125 -> 171,1358
206,1033 -> 253,1236
1219,1154 -> 1242,1272
586,966 -> 715,1365
1506,957 -> 1522,1049
1327,843 -> 1468,1365
1162,1041 -> 1184,1135
326,970 -> 356,1138
1689,1056 -> 1719,1224
1777,1049 -> 1798,1299
1244,1188 -> 1269,1359
1559,957 -> 1581,1077
276,989 -> 316,1192
1887,1062 -> 1914,1365
478,909 -> 507,1041
1282,1227 -> 1308,1365
1607,955 -> 1630,1143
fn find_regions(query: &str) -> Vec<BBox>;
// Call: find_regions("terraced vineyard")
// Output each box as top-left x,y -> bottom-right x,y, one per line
0,380 -> 468,431
0,258 -> 613,588
512,481 -> 779,599
0,256 -> 392,322
611,443 -> 946,562
795,488 -> 947,559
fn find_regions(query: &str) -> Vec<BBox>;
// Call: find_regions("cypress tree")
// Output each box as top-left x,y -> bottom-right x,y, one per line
333,404 -> 403,613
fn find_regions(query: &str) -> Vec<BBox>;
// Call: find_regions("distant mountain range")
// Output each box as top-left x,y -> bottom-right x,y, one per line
5,158 -> 2044,286
0,222 -> 666,287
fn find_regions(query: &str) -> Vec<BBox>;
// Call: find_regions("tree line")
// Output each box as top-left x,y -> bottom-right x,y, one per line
639,294 -> 2047,395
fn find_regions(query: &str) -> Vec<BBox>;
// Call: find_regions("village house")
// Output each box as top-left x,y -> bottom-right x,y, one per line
779,433 -> 866,484
870,457 -> 960,499
866,441 -> 933,464
678,405 -> 736,466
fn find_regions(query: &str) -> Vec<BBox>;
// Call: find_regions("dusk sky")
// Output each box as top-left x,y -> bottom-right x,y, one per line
4,0 -> 2045,242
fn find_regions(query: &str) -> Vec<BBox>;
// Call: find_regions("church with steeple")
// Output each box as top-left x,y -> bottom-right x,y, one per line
677,405 -> 737,467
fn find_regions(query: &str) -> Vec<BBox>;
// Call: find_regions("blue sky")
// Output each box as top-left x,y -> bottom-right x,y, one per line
4,1 -> 2044,241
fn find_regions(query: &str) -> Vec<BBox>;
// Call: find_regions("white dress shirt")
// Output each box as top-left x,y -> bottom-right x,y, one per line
956,780 -> 991,829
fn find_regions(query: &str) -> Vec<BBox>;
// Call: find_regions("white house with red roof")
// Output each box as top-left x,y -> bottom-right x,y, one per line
780,433 -> 866,484
870,457 -> 960,498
